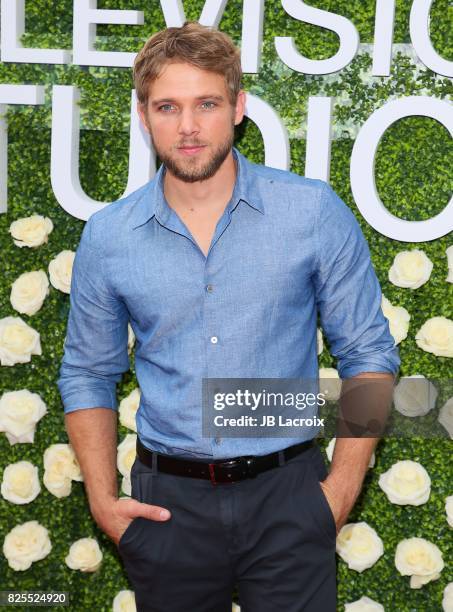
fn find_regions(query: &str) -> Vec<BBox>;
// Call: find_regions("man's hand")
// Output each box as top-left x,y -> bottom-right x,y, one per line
319,476 -> 359,536
91,497 -> 172,547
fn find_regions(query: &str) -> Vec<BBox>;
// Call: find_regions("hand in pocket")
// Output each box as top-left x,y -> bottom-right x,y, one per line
94,497 -> 172,547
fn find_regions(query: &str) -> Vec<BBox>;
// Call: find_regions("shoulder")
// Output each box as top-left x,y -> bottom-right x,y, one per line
240,153 -> 330,218
82,179 -> 154,245
246,154 -> 325,192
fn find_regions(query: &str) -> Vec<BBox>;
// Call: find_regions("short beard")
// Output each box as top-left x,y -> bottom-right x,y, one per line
152,128 -> 235,184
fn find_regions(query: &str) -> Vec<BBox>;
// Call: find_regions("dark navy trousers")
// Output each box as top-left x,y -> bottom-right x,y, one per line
117,443 -> 337,612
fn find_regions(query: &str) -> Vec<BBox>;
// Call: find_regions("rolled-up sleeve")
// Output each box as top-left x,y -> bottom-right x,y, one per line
57,216 -> 130,413
313,182 -> 400,379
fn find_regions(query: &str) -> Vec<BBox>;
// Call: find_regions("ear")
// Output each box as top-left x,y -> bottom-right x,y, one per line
137,101 -> 150,134
234,90 -> 246,126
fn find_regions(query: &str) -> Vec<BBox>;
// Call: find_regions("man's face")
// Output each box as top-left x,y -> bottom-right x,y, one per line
137,62 -> 245,183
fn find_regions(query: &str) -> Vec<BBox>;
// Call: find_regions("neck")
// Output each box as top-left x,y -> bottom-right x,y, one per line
163,150 -> 237,212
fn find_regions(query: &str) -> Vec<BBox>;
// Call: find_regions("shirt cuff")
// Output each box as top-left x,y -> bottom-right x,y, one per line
58,384 -> 118,414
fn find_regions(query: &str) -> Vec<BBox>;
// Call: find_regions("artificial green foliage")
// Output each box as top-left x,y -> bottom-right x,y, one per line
0,1 -> 452,610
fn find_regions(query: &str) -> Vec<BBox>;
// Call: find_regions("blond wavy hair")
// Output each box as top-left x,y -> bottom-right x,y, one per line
133,21 -> 242,107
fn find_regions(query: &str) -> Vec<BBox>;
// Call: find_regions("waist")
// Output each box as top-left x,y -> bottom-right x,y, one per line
135,436 -> 316,484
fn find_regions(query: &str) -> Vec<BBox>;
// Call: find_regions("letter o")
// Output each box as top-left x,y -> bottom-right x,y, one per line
350,96 -> 452,241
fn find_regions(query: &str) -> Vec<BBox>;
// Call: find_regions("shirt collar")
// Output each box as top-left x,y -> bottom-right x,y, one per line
131,146 -> 264,230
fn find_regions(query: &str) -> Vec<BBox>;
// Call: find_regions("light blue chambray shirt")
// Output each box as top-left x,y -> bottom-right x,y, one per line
57,147 -> 400,459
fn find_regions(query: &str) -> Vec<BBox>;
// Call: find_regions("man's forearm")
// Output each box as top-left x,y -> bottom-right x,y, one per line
328,372 -> 395,498
64,407 -> 119,515
320,372 -> 396,529
326,437 -> 378,506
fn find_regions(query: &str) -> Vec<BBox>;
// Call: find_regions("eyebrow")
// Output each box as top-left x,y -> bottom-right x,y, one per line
150,94 -> 225,108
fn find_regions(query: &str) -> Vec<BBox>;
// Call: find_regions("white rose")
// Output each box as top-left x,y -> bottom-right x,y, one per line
381,295 -> 410,345
326,438 -> 375,468
336,522 -> 384,572
344,596 -> 384,611
3,520 -> 51,570
48,250 -> 75,294
119,388 -> 141,432
415,316 -> 453,358
127,323 -> 136,354
113,590 -> 137,612
394,537 -> 444,588
319,367 -> 341,402
117,433 -> 137,478
317,328 -> 323,355
121,475 -> 132,497
439,397 -> 453,439
378,460 -> 431,505
446,496 -> 453,528
43,443 -> 83,498
65,537 -> 103,572
393,375 -> 438,417
44,466 -> 72,497
446,245 -> 453,283
443,583 -> 453,612
9,214 -> 53,248
1,461 -> 41,504
10,270 -> 50,316
0,389 -> 47,444
0,316 -> 42,366
388,249 -> 433,289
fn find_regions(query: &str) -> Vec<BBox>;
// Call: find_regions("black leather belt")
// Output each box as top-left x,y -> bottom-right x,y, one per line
136,437 -> 315,484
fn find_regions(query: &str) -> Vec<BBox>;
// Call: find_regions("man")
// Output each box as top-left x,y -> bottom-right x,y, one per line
57,21 -> 400,612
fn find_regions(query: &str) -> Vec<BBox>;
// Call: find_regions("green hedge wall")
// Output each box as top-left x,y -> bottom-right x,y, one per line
0,1 -> 452,610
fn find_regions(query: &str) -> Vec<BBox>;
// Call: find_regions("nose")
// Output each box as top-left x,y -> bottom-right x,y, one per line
178,108 -> 200,137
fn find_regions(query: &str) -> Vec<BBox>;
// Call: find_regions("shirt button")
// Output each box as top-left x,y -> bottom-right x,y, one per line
206,284 -> 214,293
214,437 -> 221,444
210,336 -> 218,344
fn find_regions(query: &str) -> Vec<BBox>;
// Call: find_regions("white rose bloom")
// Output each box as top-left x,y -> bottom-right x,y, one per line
10,270 -> 50,316
317,328 -> 323,355
381,295 -> 410,345
9,214 -> 53,248
393,375 -> 438,417
44,469 -> 72,497
388,249 -> 433,289
65,537 -> 103,572
121,475 -> 132,497
48,250 -> 75,294
415,316 -> 453,358
439,397 -> 453,438
119,388 -> 141,432
0,316 -> 42,366
43,443 -> 83,498
446,496 -> 453,528
44,444 -> 82,480
344,596 -> 384,611
319,367 -> 341,402
113,590 -> 137,612
394,537 -> 444,588
0,389 -> 47,444
326,438 -> 375,468
117,433 -> 137,478
336,522 -> 384,572
127,323 -> 136,354
1,461 -> 41,504
443,583 -> 453,612
378,460 -> 431,505
446,245 -> 453,283
3,520 -> 51,571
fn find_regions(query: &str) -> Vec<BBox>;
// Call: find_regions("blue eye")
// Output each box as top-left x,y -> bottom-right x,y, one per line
201,101 -> 216,109
159,104 -> 174,112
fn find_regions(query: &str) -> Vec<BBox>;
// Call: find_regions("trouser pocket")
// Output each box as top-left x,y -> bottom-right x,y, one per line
118,457 -> 153,551
306,451 -> 337,544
